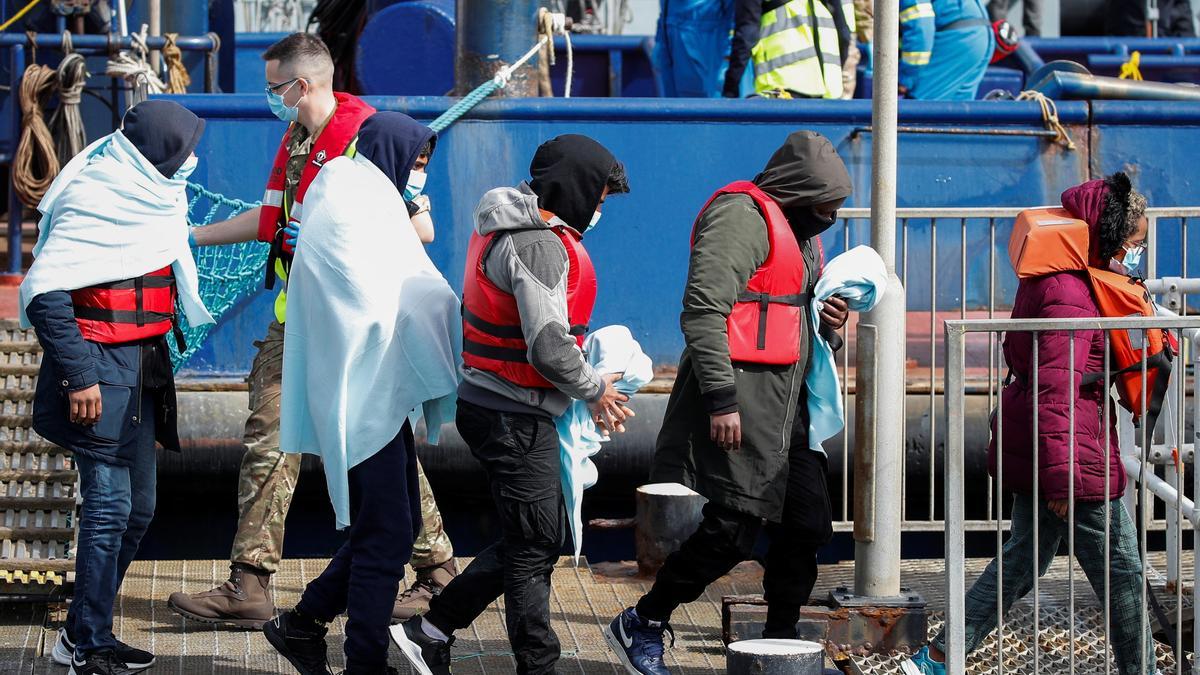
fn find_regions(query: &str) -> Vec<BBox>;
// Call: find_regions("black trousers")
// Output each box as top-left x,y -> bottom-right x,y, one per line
297,423 -> 418,672
637,428 -> 833,637
425,399 -> 565,675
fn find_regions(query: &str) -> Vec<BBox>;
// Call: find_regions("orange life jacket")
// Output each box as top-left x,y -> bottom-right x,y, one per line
71,266 -> 180,346
1009,207 -> 1175,428
257,92 -> 376,289
460,215 -> 597,389
692,180 -> 820,365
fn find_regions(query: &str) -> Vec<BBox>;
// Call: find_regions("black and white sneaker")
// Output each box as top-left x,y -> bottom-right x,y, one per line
53,630 -> 155,671
389,616 -> 453,675
68,650 -> 136,675
263,611 -> 333,675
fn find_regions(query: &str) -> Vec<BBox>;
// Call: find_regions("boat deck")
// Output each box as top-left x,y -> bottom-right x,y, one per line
0,554 -> 1191,674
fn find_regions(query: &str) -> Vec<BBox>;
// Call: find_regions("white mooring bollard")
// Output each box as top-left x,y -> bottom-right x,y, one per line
726,639 -> 824,674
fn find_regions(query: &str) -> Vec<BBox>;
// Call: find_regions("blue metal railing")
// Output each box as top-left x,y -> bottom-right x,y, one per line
3,32 -> 221,275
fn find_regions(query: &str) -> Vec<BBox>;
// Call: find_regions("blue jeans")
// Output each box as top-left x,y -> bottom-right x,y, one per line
68,390 -> 157,657
933,495 -> 1154,675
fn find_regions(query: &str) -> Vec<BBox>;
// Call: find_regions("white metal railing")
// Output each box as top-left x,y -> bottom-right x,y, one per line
827,206 -> 1200,535
943,315 -> 1200,674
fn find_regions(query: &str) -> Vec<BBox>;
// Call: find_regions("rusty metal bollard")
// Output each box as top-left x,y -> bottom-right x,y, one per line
634,483 -> 706,577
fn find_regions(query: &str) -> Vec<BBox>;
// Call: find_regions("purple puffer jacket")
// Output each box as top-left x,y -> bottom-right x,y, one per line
987,272 -> 1125,502
987,175 -> 1134,502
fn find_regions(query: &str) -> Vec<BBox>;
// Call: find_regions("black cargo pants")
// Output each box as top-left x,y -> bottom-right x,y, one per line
425,399 -> 565,675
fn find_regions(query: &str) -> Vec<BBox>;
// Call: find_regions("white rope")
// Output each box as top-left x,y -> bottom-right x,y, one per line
106,24 -> 165,109
493,37 -> 550,88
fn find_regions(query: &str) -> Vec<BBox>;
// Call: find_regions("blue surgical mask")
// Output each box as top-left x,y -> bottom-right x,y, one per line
266,79 -> 302,123
1120,244 -> 1144,276
403,170 -> 427,201
173,155 -> 198,181
584,210 -> 602,233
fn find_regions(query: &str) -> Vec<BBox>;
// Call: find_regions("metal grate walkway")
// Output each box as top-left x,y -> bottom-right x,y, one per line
0,320 -> 75,600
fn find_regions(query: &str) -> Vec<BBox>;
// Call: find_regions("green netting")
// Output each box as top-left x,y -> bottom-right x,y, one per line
170,183 -> 265,371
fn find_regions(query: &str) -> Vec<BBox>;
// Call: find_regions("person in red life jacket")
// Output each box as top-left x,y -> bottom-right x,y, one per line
907,174 -> 1156,674
168,32 -> 460,630
21,100 -> 211,675
603,131 -> 852,675
393,135 -> 633,675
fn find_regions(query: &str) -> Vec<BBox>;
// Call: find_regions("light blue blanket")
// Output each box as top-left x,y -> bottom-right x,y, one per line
555,325 -> 653,560
807,246 -> 888,451
279,155 -> 462,529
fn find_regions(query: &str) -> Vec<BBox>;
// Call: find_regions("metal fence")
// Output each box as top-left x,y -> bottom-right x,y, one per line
826,206 -> 1200,534
943,314 -> 1200,674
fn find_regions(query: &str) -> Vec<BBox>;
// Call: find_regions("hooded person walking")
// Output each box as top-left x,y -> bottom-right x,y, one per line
21,99 -> 211,675
393,134 -> 632,675
605,131 -> 854,675
262,111 -> 462,675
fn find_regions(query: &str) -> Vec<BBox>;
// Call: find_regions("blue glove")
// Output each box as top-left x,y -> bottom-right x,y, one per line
283,220 -> 300,248
187,228 -> 197,248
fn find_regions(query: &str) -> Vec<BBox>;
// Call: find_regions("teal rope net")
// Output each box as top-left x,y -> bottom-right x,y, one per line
170,183 -> 264,371
170,58 -> 527,370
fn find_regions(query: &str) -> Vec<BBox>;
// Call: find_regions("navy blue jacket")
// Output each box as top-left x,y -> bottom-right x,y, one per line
27,291 -> 181,466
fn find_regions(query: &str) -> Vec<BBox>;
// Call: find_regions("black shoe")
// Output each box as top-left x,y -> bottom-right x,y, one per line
68,650 -> 136,675
390,616 -> 453,675
263,611 -> 333,675
54,628 -> 156,671
341,668 -> 400,675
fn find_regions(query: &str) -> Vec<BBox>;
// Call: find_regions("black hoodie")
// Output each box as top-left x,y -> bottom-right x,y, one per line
529,134 -> 619,234
355,112 -> 437,195
120,100 -> 206,178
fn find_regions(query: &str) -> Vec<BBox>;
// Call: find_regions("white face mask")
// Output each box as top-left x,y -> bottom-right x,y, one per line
403,170 -> 427,201
584,210 -> 602,233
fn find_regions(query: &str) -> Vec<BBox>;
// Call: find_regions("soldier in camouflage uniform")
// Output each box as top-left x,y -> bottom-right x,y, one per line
166,33 -> 456,631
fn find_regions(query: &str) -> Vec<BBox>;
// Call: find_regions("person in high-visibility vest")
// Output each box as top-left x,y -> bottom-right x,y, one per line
899,0 -> 994,100
724,0 -> 857,99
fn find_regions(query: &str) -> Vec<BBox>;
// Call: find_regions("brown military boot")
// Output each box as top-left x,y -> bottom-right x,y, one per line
167,563 -> 276,630
391,559 -> 457,622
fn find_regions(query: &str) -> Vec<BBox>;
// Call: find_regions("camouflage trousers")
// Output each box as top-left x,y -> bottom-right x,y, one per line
230,320 -> 455,573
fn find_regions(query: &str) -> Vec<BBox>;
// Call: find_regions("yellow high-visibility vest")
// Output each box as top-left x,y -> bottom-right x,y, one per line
753,0 -> 856,99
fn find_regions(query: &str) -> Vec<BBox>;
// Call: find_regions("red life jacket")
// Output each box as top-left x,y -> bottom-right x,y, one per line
461,215 -> 597,389
71,266 -> 178,345
257,93 -> 376,287
692,180 -> 821,366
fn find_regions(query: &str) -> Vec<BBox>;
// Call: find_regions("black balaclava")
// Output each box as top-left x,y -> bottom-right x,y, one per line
529,134 -> 617,233
754,130 -> 853,240
120,100 -> 206,178
356,111 -> 437,194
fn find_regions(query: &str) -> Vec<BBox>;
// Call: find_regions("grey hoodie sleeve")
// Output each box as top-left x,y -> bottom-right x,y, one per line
488,230 -> 605,402
681,194 -> 770,414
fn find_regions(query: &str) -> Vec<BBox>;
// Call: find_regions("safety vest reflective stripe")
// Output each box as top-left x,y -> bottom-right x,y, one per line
760,11 -> 837,39
901,50 -> 932,65
752,0 -> 851,99
262,189 -> 284,207
754,47 -> 818,77
899,2 -> 934,23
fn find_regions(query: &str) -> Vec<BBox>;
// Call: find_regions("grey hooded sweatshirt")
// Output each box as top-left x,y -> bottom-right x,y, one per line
458,181 -> 605,417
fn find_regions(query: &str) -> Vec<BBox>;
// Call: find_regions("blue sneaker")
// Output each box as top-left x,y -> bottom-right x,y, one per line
901,646 -> 946,675
604,607 -> 673,675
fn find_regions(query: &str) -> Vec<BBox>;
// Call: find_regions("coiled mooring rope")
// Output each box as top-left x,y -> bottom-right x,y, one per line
51,33 -> 88,167
13,63 -> 59,208
162,33 -> 192,94
106,26 -> 167,108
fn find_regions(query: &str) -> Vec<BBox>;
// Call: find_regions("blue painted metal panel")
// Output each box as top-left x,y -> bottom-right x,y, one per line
1091,101 -> 1200,284
165,94 -> 1086,374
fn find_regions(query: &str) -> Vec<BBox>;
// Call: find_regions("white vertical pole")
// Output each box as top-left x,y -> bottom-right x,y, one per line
852,0 -> 904,599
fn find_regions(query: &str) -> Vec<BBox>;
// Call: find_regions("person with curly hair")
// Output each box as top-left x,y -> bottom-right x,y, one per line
906,173 -> 1158,675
